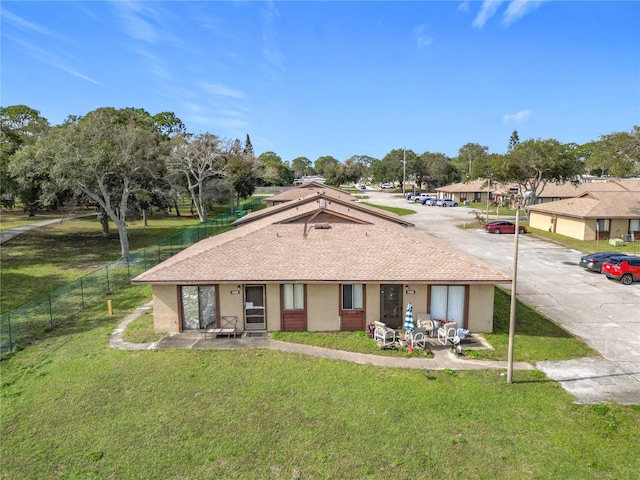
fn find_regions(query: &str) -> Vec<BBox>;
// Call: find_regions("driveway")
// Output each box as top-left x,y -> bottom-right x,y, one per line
366,190 -> 640,404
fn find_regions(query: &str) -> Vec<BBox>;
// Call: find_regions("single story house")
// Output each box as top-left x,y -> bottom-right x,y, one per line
435,179 -> 517,205
531,180 -> 629,204
527,191 -> 640,241
265,181 -> 356,207
132,192 -> 511,336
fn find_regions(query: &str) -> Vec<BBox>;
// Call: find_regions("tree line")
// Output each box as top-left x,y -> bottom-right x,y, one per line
1,104 -> 638,257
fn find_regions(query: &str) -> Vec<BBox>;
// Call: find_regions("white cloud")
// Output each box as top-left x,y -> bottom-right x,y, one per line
502,0 -> 545,26
503,110 -> 531,123
472,0 -> 505,28
472,0 -> 544,28
458,1 -> 471,13
113,1 -> 160,43
413,25 -> 435,48
200,82 -> 246,100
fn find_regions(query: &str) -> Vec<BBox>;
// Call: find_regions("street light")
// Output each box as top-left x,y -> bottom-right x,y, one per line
507,191 -> 531,384
402,148 -> 406,197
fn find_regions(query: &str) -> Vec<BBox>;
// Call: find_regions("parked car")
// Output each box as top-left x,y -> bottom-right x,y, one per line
380,183 -> 394,189
483,221 -> 527,235
579,251 -> 631,273
423,198 -> 438,206
437,199 -> 458,207
420,196 -> 436,205
602,256 -> 640,285
413,193 -> 430,202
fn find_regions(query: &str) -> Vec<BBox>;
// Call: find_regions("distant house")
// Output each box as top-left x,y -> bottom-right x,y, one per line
132,187 -> 510,336
531,180 -> 630,204
293,175 -> 326,186
435,179 -> 513,205
527,191 -> 640,241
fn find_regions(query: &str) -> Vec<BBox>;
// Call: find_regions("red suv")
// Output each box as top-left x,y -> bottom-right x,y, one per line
602,256 -> 640,285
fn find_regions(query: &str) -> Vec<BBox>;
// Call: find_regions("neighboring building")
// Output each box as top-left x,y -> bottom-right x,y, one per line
435,179 -> 512,205
293,175 -> 326,186
265,181 -> 356,208
527,191 -> 640,241
132,188 -> 511,336
532,180 -> 629,204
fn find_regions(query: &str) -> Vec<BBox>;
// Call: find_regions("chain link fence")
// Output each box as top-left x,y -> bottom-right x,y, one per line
0,197 -> 264,353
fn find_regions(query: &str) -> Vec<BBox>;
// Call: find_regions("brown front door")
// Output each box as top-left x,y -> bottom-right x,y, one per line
244,285 -> 266,330
380,284 -> 403,328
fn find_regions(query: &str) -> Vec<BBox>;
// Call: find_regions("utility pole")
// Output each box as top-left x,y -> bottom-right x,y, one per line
402,148 -> 406,197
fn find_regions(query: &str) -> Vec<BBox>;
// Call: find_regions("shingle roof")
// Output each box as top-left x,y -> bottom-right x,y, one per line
234,191 -> 414,227
132,221 -> 510,285
527,191 -> 640,219
536,181 -> 627,198
266,181 -> 356,204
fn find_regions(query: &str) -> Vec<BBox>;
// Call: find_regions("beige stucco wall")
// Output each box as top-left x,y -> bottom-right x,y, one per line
467,284 -> 495,333
218,284 -> 246,332
529,211 -> 553,232
151,284 -> 179,334
152,282 -> 496,334
306,284 -> 340,331
530,212 -> 589,240
610,219 -> 632,239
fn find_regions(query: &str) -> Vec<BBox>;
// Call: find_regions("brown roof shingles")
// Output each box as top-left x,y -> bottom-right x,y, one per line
132,222 -> 510,285
527,191 -> 640,218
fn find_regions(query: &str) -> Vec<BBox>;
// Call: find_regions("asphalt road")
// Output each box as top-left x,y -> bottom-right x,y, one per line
365,189 -> 640,404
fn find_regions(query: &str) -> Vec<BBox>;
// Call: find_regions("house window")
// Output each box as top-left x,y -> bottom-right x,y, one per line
181,286 -> 216,330
283,284 -> 304,310
342,284 -> 363,310
552,197 -> 561,202
430,285 -> 465,328
630,219 -> 640,233
596,219 -> 610,232
474,192 -> 482,201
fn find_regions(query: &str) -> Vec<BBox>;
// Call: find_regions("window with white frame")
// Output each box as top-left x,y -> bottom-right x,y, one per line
630,219 -> 640,234
283,284 -> 304,310
342,284 -> 363,310
430,285 -> 465,328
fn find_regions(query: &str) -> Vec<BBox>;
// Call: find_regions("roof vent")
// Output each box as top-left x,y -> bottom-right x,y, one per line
314,223 -> 331,230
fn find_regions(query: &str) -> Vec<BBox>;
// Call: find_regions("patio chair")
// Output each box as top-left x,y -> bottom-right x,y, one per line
437,322 -> 457,345
374,321 -> 397,346
416,313 -> 435,337
407,326 -> 428,349
204,315 -> 238,339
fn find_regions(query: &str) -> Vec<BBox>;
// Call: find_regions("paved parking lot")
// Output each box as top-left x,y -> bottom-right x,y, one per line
366,190 -> 640,404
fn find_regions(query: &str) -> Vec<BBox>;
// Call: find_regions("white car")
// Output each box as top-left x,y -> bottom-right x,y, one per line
437,199 -> 459,207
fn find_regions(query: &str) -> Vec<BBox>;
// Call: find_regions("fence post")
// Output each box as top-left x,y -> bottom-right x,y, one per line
48,293 -> 54,328
80,277 -> 85,309
106,265 -> 110,293
6,313 -> 12,352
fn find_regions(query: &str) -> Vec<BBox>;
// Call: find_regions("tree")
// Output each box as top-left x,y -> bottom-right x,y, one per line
169,133 -> 228,223
226,151 -> 261,207
44,107 -> 169,258
496,138 -> 584,207
1,105 -> 50,205
258,151 -> 293,186
371,149 -> 405,185
420,152 -> 460,190
585,126 -> 640,177
291,156 -> 312,178
507,130 -> 520,152
244,134 -> 254,156
457,143 -> 488,177
314,156 -> 340,179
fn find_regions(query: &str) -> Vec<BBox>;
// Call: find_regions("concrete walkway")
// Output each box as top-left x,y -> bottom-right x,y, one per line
108,302 -> 535,372
0,213 -> 98,244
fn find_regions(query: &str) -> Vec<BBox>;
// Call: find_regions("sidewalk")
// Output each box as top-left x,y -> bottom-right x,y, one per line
0,213 -> 98,245
109,303 -> 535,372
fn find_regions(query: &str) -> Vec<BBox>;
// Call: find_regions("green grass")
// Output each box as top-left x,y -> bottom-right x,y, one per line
121,308 -> 165,344
0,213 -> 202,314
361,202 -> 416,216
1,286 -> 639,479
527,226 -> 638,255
272,287 -> 596,364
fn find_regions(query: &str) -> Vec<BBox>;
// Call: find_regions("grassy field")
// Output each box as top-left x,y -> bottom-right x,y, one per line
0,212 -> 202,314
1,286 -> 639,479
360,202 -> 416,216
2,197 -> 639,478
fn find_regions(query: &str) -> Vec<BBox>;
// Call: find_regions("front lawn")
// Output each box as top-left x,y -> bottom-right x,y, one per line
1,286 -> 639,479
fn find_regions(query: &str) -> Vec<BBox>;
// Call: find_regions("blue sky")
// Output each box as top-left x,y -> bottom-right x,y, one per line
2,1 -> 638,163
